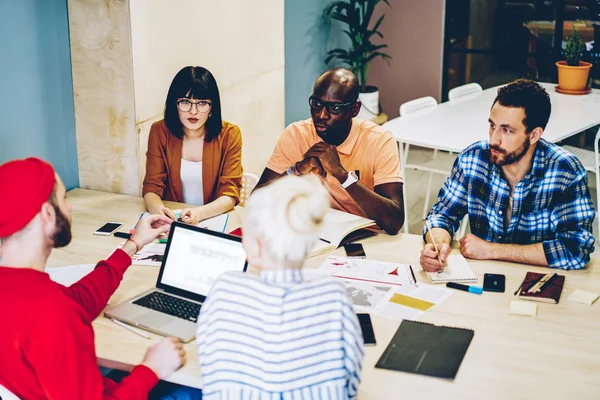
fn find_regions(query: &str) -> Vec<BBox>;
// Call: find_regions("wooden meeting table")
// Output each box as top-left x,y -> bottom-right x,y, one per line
47,189 -> 600,398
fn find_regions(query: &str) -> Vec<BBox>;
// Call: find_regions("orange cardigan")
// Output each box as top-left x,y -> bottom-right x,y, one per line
142,120 -> 243,205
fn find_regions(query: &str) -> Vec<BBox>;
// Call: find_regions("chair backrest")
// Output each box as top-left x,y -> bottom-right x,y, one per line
399,96 -> 438,117
448,83 -> 483,102
239,172 -> 259,207
0,384 -> 20,400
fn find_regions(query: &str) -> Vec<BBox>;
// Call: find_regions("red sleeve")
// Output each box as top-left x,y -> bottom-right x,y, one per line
26,298 -> 158,399
59,250 -> 131,321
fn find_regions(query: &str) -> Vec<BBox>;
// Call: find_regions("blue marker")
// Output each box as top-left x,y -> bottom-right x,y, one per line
446,282 -> 483,294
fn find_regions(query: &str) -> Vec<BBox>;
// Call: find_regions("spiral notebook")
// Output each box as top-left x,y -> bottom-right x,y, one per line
375,320 -> 474,379
425,254 -> 478,284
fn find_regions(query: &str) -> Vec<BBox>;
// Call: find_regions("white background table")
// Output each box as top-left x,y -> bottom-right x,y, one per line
383,82 -> 600,154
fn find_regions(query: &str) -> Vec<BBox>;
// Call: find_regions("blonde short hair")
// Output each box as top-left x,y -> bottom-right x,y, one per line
243,175 -> 329,265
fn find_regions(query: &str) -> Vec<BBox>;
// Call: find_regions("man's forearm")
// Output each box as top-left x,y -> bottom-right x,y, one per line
425,227 -> 452,246
490,242 -> 548,266
345,182 -> 404,234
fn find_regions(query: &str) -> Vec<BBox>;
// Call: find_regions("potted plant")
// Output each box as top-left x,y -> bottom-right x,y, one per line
556,27 -> 592,92
324,0 -> 391,120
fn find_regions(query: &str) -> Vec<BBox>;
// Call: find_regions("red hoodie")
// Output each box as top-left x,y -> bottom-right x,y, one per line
0,250 -> 158,399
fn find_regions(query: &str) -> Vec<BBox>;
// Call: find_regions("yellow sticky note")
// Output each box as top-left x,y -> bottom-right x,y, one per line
509,301 -> 537,316
568,290 -> 599,305
389,293 -> 435,311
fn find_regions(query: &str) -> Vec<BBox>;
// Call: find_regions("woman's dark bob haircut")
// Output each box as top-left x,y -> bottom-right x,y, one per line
164,66 -> 223,142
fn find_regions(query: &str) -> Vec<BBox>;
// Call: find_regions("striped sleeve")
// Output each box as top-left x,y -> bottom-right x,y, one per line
340,288 -> 364,399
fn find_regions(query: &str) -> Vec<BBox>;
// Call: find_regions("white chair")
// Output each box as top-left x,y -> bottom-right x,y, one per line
561,127 -> 600,236
239,172 -> 259,207
398,97 -> 455,234
448,83 -> 483,102
0,384 -> 20,400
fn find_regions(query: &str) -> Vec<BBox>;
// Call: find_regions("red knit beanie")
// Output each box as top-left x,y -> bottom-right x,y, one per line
0,158 -> 56,237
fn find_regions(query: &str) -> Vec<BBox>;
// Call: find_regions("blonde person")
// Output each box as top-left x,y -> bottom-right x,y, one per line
196,175 -> 364,399
143,66 -> 243,225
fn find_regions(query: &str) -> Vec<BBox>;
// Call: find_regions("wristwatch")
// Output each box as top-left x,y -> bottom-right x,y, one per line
341,171 -> 359,189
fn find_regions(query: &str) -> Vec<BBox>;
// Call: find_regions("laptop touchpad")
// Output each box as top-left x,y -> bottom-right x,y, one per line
136,311 -> 173,329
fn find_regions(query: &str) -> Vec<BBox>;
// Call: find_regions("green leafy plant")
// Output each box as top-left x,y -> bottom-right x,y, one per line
564,27 -> 585,66
323,0 -> 391,91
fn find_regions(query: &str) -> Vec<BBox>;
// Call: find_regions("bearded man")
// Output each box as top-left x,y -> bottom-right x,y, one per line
420,79 -> 595,271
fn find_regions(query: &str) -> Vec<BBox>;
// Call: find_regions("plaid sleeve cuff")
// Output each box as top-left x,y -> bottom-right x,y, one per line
423,214 -> 455,242
542,239 -> 588,270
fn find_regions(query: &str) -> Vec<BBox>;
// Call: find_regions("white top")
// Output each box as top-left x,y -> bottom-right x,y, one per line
196,269 -> 364,399
180,159 -> 204,206
383,82 -> 600,153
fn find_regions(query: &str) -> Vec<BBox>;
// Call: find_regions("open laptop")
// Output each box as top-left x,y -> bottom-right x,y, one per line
105,222 -> 248,342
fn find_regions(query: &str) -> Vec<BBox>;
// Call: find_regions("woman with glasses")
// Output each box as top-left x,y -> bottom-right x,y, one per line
143,66 -> 243,224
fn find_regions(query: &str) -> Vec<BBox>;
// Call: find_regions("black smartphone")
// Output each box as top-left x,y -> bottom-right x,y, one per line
357,313 -> 376,345
344,243 -> 366,258
483,273 -> 506,292
93,222 -> 123,236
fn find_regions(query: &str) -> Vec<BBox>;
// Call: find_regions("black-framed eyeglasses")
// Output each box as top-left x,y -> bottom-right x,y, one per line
177,99 -> 212,113
309,95 -> 355,115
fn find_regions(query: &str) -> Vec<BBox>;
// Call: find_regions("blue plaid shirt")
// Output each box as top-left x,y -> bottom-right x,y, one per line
425,139 -> 595,270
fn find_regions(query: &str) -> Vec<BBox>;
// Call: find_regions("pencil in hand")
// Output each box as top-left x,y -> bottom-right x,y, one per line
425,221 -> 444,269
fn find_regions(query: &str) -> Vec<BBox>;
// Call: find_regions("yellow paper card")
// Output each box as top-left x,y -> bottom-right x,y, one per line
509,300 -> 537,316
568,289 -> 599,305
389,293 -> 435,311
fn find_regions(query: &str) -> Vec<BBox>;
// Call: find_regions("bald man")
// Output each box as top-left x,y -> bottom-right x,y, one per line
258,68 -> 404,234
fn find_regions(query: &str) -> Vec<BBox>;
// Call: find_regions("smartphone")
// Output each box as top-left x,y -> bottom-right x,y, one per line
357,313 -> 376,346
94,222 -> 123,236
483,273 -> 506,293
344,243 -> 366,258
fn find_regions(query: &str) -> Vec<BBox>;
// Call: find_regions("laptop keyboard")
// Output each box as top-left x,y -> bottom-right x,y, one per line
133,291 -> 201,322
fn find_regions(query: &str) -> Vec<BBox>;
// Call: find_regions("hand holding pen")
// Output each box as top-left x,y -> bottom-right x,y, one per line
420,221 -> 451,272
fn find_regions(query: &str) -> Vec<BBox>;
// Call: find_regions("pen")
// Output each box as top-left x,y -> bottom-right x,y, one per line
534,273 -> 557,294
110,319 -> 151,339
446,282 -> 483,294
409,265 -> 418,287
425,220 -> 443,267
319,238 -> 331,244
130,213 -> 145,235
114,231 -> 131,239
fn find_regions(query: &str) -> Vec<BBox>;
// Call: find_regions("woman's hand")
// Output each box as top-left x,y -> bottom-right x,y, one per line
180,207 -> 206,225
153,206 -> 177,221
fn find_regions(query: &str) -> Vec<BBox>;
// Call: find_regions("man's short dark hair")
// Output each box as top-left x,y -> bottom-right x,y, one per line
493,79 -> 551,133
164,66 -> 223,142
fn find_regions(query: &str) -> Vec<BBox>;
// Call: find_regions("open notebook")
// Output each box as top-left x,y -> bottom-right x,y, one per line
309,209 -> 377,258
425,254 -> 478,284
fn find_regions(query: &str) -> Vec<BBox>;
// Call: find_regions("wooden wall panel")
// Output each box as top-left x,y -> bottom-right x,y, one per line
68,0 -> 139,195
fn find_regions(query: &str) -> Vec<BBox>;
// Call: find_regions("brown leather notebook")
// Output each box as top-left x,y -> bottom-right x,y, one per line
518,272 -> 565,304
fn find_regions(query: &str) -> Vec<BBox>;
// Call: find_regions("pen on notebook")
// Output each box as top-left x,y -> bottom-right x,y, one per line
534,273 -> 557,294
111,319 -> 151,339
425,220 -> 443,267
409,265 -> 418,287
319,238 -> 331,244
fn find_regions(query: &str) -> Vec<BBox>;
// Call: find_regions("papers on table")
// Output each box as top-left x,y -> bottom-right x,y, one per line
319,256 -> 453,321
425,254 -> 478,284
47,264 -> 96,286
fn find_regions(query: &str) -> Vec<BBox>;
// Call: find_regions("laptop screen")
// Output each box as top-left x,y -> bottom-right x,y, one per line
157,223 -> 247,300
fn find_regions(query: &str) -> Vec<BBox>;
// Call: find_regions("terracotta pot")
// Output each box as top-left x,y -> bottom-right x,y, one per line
556,61 -> 592,91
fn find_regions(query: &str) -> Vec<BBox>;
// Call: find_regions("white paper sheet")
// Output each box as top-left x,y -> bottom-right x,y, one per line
47,264 -> 96,287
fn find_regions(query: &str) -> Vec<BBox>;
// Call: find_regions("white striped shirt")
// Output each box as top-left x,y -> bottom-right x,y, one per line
196,269 -> 364,400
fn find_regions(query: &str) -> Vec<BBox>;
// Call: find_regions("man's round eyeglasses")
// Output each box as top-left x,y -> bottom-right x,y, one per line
309,95 -> 355,115
177,99 -> 212,113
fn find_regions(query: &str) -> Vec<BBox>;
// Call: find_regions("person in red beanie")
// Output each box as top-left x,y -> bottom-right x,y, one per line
0,158 -> 201,399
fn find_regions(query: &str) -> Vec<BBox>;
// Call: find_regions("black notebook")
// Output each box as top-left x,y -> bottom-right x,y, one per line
375,320 -> 474,379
